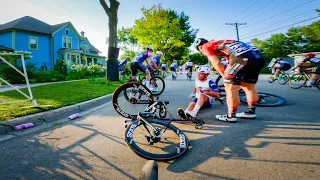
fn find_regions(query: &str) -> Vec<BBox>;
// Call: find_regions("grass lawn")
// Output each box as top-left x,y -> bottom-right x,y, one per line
0,80 -> 121,121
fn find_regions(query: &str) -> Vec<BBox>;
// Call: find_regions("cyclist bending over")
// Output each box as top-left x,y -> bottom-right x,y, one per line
195,38 -> 265,122
292,53 -> 320,87
185,60 -> 193,76
270,58 -> 291,80
131,45 -> 155,89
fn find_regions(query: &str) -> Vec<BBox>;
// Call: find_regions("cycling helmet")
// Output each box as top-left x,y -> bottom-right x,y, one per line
174,60 -> 177,63
195,38 -> 208,51
197,66 -> 210,74
305,53 -> 316,57
156,51 -> 163,55
188,60 -> 192,62
146,45 -> 154,51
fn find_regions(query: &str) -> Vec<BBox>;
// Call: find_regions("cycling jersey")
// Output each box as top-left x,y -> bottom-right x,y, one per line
119,60 -> 127,71
132,51 -> 153,64
149,56 -> 160,68
302,56 -> 320,65
170,63 -> 178,68
161,64 -> 166,68
275,59 -> 290,66
186,62 -> 193,67
192,79 -> 219,108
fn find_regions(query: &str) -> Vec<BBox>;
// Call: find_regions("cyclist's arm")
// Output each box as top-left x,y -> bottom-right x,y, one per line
293,57 -> 310,70
208,55 -> 225,76
151,61 -> 159,70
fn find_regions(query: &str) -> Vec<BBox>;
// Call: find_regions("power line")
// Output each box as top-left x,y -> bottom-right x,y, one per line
240,16 -> 320,40
226,22 -> 247,40
241,0 -> 316,29
236,0 -> 277,21
214,0 -> 262,37
241,10 -> 316,37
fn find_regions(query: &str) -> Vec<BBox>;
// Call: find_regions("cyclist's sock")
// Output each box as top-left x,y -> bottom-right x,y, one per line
273,75 -> 278,80
145,80 -> 150,88
228,106 -> 237,118
247,101 -> 256,114
193,104 -> 201,115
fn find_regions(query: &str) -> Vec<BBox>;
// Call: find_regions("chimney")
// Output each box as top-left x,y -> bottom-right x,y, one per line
81,31 -> 85,38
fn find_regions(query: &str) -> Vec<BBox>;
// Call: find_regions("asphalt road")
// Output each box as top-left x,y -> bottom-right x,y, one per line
0,74 -> 319,180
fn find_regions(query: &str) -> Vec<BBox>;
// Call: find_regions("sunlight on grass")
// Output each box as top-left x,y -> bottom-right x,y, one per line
0,80 -> 121,121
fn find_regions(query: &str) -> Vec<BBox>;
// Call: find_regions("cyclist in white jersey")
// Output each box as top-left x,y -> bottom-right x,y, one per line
185,60 -> 193,75
161,63 -> 167,78
177,66 -> 220,119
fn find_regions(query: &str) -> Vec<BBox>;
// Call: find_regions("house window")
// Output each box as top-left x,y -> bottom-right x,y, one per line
62,36 -> 72,48
82,45 -> 89,54
66,29 -> 69,34
29,37 -> 38,50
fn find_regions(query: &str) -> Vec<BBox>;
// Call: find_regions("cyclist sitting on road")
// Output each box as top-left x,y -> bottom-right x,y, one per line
119,56 -> 130,75
270,58 -> 291,80
170,60 -> 178,78
195,38 -> 265,122
161,63 -> 167,78
131,45 -> 155,90
185,60 -> 193,76
292,53 -> 320,87
177,66 -> 220,119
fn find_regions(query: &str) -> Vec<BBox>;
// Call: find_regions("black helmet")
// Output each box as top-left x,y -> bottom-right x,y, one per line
195,38 -> 208,51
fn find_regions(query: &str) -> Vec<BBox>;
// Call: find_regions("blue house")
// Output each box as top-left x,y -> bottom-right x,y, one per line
0,16 -> 106,69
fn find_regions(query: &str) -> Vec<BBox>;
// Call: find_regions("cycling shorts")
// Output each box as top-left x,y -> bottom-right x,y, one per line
170,67 -> 176,71
224,50 -> 265,85
131,62 -> 147,76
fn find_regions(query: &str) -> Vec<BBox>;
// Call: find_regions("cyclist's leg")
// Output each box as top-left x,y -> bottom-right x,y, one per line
131,63 -> 138,80
305,64 -> 320,86
274,67 -> 281,79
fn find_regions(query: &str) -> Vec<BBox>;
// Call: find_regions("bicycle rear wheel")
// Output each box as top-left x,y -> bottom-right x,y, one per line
112,83 -> 154,118
289,74 -> 306,89
125,119 -> 189,161
278,74 -> 289,85
239,92 -> 286,107
316,78 -> 320,90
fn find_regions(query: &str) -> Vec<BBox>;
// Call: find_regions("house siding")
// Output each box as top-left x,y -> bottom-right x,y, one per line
0,31 -> 13,49
52,25 -> 79,64
15,31 -> 51,69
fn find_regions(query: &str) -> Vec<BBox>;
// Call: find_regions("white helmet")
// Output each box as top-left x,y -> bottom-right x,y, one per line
197,66 -> 210,74
156,51 -> 163,55
146,45 -> 154,51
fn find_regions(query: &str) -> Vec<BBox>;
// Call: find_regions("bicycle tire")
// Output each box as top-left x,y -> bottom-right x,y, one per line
125,119 -> 189,161
316,78 -> 320,90
141,76 -> 166,96
112,83 -> 154,118
289,73 -> 306,89
278,74 -> 289,85
239,92 -> 286,107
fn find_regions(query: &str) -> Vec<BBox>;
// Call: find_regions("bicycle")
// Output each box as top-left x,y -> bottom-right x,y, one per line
268,71 -> 290,85
288,67 -> 320,90
187,71 -> 192,81
215,75 -> 286,107
171,71 -> 177,81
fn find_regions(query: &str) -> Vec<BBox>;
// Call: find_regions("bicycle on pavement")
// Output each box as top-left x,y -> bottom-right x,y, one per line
268,71 -> 290,85
288,67 -> 320,90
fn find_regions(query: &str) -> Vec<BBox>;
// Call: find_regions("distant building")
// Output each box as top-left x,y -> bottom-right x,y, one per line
0,16 -> 106,69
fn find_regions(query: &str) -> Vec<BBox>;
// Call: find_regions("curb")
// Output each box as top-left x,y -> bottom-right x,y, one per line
0,93 -> 113,134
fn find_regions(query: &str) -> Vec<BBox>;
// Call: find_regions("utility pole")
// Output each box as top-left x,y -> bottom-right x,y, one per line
226,22 -> 247,41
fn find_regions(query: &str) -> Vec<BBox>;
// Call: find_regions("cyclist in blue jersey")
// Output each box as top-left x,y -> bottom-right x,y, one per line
149,51 -> 163,71
131,45 -> 155,89
270,58 -> 291,80
119,56 -> 130,75
170,60 -> 178,78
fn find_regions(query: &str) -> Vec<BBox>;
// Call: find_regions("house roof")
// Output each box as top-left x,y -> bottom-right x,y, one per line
82,37 -> 101,53
0,45 -> 14,51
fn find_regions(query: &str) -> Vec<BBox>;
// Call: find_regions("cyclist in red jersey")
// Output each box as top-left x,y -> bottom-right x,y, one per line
195,38 -> 265,122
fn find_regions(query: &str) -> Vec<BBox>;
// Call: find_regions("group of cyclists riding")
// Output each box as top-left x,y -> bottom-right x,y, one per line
118,37 -> 319,123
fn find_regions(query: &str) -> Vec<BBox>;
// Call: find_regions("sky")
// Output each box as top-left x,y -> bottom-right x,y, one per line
0,0 -> 319,56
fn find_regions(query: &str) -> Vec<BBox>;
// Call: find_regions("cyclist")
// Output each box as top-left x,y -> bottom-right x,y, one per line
270,58 -> 291,80
131,45 -> 155,90
149,51 -> 163,72
119,56 -> 130,75
177,66 -> 220,119
179,66 -> 183,74
292,53 -> 320,87
170,60 -> 178,78
161,63 -> 167,78
185,60 -> 193,77
195,38 -> 265,122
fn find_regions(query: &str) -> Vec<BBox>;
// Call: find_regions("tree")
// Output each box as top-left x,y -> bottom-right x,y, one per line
99,0 -> 120,80
130,4 -> 197,64
117,27 -> 139,52
188,53 -> 208,65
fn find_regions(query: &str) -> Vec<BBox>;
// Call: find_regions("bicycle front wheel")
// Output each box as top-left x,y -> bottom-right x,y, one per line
112,83 -> 154,118
288,74 -> 306,89
239,92 -> 286,107
278,74 -> 289,85
125,119 -> 189,161
268,74 -> 276,83
150,76 -> 165,96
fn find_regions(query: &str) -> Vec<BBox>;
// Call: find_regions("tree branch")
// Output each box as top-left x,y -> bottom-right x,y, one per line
99,0 -> 110,16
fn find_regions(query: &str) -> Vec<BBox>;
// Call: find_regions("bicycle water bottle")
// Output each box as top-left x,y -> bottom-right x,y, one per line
14,122 -> 34,130
68,113 -> 80,120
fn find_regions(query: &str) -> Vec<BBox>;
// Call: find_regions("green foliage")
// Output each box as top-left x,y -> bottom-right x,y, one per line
87,76 -> 109,85
188,53 -> 209,65
54,60 -> 68,75
118,27 -> 139,52
119,50 -> 137,60
130,4 -> 198,63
